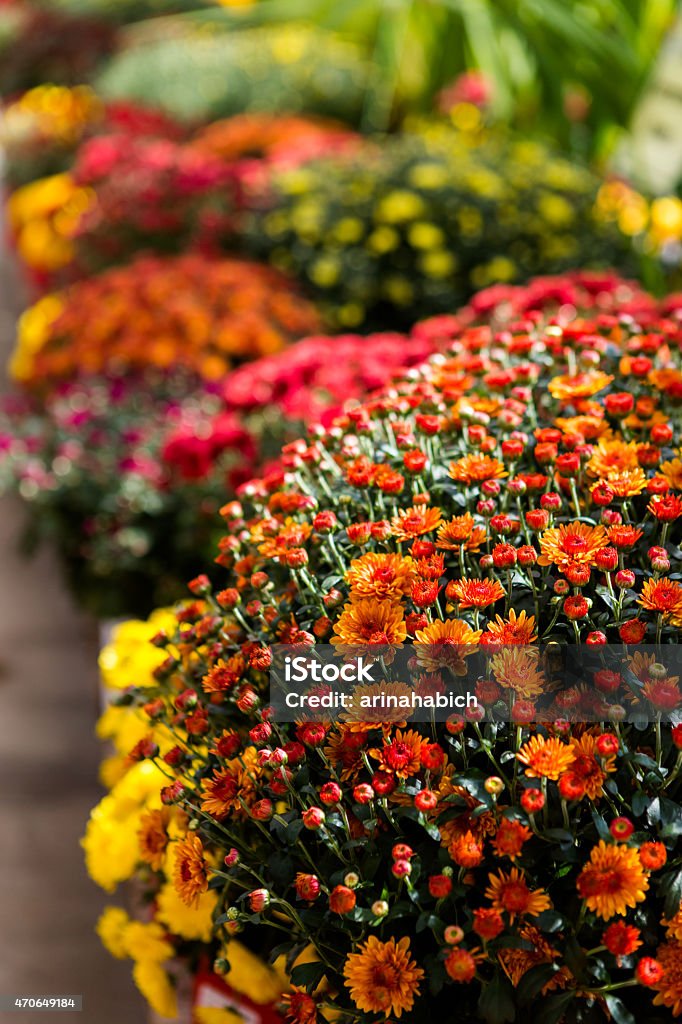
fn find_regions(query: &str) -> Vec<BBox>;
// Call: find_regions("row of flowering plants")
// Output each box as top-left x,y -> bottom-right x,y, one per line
83,275 -> 682,1022
0,253 -> 448,614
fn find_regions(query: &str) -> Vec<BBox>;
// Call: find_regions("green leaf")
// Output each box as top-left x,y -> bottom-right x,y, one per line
632,790 -> 650,818
289,960 -> 327,992
604,993 -> 637,1024
477,971 -> 515,1024
536,991 -> 575,1024
535,909 -> 564,932
516,963 -> 560,1005
544,828 -> 574,846
591,808 -> 611,841
657,867 -> 682,918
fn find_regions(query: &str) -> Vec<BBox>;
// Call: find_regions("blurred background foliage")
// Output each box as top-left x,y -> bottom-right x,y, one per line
2,0 -> 677,161
157,0 -> 676,156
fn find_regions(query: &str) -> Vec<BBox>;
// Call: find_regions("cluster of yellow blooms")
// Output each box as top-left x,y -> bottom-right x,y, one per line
0,84 -> 102,148
596,180 -> 682,263
6,173 -> 93,275
85,610 -> 311,1021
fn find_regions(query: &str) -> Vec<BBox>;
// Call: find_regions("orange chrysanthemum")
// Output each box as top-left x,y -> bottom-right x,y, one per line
258,519 -> 313,561
173,833 -> 209,908
341,682 -> 413,730
576,840 -> 649,920
537,521 -> 609,569
492,818 -> 532,861
554,414 -> 608,441
639,578 -> 682,618
390,505 -> 443,540
324,725 -> 370,778
346,552 -> 416,601
559,733 -> 615,801
281,990 -> 319,1024
586,438 -> 640,478
436,513 -> 488,552
490,647 -> 546,700
448,578 -> 505,609
444,946 -> 484,983
517,734 -> 576,781
331,599 -> 406,648
372,729 -> 425,778
651,940 -> 682,1016
663,905 -> 682,942
661,457 -> 682,491
449,829 -> 485,868
414,618 -> 482,673
498,925 -> 570,993
607,524 -> 643,548
343,936 -> 424,1018
483,609 -> 538,644
485,867 -> 551,922
202,655 -> 246,693
548,370 -> 613,400
138,808 -> 172,871
200,749 -> 259,819
449,454 -> 507,485
598,468 -> 648,497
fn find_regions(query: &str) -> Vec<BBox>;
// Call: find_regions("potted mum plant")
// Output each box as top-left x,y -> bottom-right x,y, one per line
88,273 -> 682,1023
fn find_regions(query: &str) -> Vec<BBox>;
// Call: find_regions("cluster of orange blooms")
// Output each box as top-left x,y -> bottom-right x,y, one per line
11,254 -> 322,387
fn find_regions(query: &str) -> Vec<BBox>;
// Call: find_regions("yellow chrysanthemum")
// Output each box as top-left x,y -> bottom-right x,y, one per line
155,882 -> 218,943
95,907 -> 131,960
98,608 -> 178,690
82,761 -> 166,891
132,960 -> 177,1019
124,921 -> 174,964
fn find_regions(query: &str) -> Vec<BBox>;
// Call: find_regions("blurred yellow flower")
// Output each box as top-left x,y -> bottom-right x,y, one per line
132,960 -> 177,1019
82,761 -> 166,891
218,941 -> 286,1005
155,882 -> 218,943
98,609 -> 178,690
124,921 -> 175,964
650,196 -> 682,243
96,907 -> 131,960
375,189 -> 425,223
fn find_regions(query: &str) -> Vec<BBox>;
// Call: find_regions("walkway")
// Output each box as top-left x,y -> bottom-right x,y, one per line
0,240 -> 146,1022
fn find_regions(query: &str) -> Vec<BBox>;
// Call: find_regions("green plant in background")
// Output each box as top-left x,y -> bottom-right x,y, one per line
94,24 -> 372,125
174,0 -> 676,156
27,0 -> 216,24
244,120 -> 634,330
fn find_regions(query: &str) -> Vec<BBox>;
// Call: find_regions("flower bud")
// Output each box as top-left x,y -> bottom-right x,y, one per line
615,569 -> 635,590
248,889 -> 270,912
484,776 -> 504,796
329,885 -> 356,914
444,925 -> 464,945
302,807 -> 326,830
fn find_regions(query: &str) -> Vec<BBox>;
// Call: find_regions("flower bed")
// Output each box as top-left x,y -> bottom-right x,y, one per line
9,254 -> 322,387
86,275 -> 682,1022
245,122 -> 634,328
